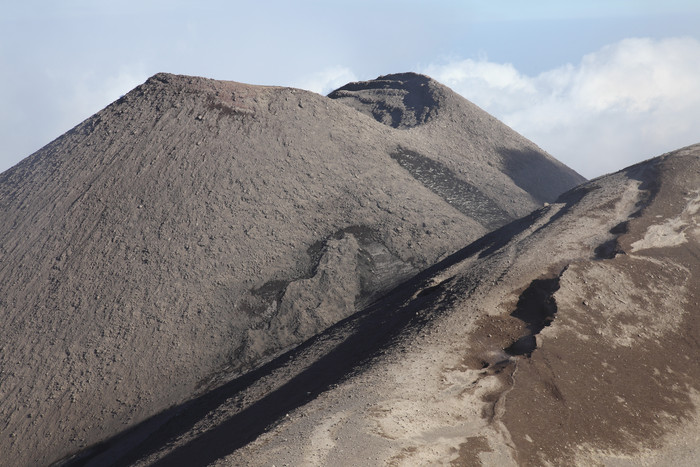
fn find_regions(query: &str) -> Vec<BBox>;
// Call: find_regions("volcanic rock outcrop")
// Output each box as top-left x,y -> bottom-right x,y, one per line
104,144 -> 700,466
0,72 -> 582,465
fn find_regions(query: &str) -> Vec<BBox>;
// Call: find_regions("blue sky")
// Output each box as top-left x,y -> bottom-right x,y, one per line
2,1 -> 700,178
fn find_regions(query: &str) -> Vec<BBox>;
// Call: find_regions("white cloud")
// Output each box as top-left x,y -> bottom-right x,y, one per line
294,66 -> 358,96
423,37 -> 700,178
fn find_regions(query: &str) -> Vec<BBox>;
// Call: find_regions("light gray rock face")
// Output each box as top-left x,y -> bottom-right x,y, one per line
0,72 -> 583,465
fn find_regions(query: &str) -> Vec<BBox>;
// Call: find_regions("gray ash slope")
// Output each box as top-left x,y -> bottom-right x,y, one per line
0,72 -> 582,466
116,144 -> 700,466
329,73 -> 581,207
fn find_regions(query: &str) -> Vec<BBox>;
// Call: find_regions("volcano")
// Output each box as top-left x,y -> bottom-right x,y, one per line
0,72 -> 588,466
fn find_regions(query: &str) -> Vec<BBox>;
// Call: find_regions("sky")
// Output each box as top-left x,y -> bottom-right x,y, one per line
2,1 -> 700,179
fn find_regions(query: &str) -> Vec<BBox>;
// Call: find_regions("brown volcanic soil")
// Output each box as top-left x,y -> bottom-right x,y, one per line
0,73 -> 582,465
97,145 -> 700,466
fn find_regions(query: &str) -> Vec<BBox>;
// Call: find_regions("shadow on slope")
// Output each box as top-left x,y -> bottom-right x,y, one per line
499,147 -> 586,204
505,275 -> 561,357
69,264 -> 452,466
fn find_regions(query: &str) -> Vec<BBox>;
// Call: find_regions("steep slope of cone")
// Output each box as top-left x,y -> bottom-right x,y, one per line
106,145 -> 700,466
329,72 -> 584,205
0,73 -> 582,465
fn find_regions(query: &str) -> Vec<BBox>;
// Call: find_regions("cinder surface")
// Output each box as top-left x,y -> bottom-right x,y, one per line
96,145 -> 700,466
0,72 -> 583,466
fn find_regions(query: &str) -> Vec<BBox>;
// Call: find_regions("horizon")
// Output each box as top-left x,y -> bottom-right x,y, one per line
2,1 -> 700,179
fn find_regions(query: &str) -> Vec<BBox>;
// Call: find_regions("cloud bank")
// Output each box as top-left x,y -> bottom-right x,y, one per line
422,37 -> 700,178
